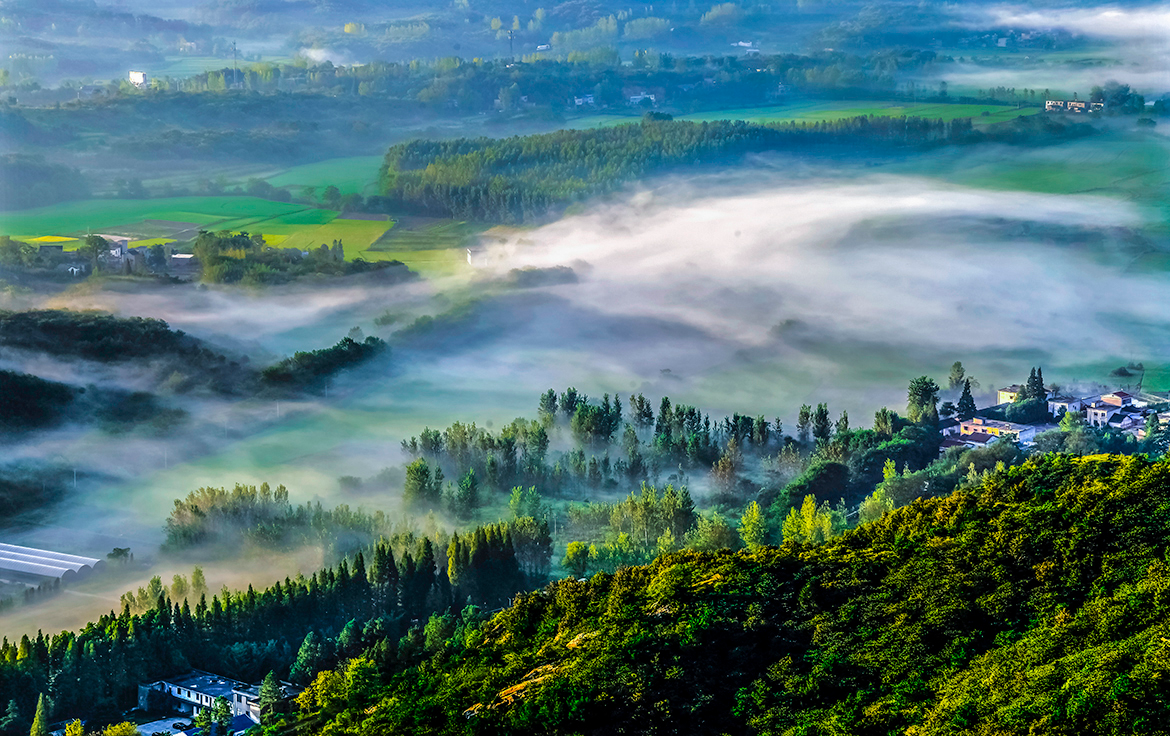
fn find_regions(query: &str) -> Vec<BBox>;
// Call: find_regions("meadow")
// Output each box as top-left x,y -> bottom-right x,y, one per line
0,195 -> 481,273
263,156 -> 386,196
565,99 -> 1040,130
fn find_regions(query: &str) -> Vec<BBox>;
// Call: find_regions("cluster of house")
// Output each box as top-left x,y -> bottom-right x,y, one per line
137,670 -> 302,736
1045,99 -> 1105,113
34,240 -> 199,278
938,387 -> 1168,454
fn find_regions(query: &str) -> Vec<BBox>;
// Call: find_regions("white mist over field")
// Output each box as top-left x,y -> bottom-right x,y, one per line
4,165 -> 1168,636
948,4 -> 1170,93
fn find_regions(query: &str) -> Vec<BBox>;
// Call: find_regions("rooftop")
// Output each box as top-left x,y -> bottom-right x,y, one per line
160,671 -> 246,699
964,432 -> 996,444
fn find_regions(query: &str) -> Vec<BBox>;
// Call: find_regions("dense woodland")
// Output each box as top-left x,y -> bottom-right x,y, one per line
376,114 -> 1093,222
5,454 -> 1170,734
288,454 -> 1170,735
0,514 -> 550,731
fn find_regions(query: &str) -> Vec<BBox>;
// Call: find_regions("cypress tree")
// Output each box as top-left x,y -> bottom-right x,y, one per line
957,379 -> 977,419
29,695 -> 46,736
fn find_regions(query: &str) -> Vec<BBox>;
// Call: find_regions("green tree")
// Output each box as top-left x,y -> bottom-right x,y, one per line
739,501 -> 768,550
28,695 -> 46,736
290,631 -> 323,685
561,541 -> 590,578
685,512 -> 738,552
403,458 -> 442,511
322,185 -> 341,209
191,566 -> 208,598
907,376 -> 940,425
957,379 -> 977,419
64,722 -> 82,736
258,671 -> 281,725
1,700 -> 19,735
508,486 -> 543,519
796,404 -> 812,444
858,487 -> 894,524
212,697 -> 232,735
193,708 -> 211,735
451,468 -> 479,520
948,361 -> 967,390
812,403 -> 833,442
781,495 -> 839,544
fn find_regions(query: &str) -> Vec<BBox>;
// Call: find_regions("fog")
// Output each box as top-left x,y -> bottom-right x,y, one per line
947,4 -> 1170,94
4,149 -> 1169,636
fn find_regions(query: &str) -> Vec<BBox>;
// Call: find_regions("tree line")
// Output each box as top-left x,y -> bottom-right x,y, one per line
376,114 -> 982,222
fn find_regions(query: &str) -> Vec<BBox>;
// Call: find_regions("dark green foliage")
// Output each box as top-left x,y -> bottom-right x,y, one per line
260,336 -> 387,389
0,309 -> 249,394
0,370 -> 76,430
192,230 -> 406,285
1005,397 -> 1051,424
0,508 -> 550,725
301,454 -> 1170,735
378,116 -> 978,222
776,460 -> 849,508
957,378 -> 977,418
0,310 -> 192,362
0,155 -> 88,211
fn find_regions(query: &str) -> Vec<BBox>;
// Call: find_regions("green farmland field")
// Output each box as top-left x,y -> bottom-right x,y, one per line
264,156 -> 385,195
0,196 -> 473,272
0,197 -> 308,242
566,99 -> 1039,130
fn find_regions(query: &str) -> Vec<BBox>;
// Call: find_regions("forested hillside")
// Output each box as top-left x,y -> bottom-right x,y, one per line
376,114 -> 1094,222
293,454 -> 1170,735
377,115 -> 979,222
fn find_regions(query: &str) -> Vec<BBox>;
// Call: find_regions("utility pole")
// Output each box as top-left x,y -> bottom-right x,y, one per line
508,30 -> 514,61
232,41 -> 238,89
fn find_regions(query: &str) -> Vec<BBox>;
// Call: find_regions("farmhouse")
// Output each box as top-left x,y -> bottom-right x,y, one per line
1045,99 -> 1104,113
995,385 -> 1024,404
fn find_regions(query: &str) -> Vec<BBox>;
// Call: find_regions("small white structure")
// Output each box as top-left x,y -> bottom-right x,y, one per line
129,70 -> 148,88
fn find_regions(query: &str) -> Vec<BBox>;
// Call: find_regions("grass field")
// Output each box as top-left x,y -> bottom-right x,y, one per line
566,99 -> 1039,130
0,196 -> 473,272
0,197 -> 308,241
264,156 -> 385,196
907,133 -> 1170,219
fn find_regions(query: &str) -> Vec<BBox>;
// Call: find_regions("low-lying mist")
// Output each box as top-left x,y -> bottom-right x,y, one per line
3,153 -> 1168,637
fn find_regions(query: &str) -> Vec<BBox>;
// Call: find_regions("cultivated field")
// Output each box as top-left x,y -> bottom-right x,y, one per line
566,99 -> 1040,130
0,196 -> 479,274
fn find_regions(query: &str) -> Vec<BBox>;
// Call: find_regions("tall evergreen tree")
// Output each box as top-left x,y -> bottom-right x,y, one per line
28,695 -> 46,736
1,700 -> 18,735
957,379 -> 977,419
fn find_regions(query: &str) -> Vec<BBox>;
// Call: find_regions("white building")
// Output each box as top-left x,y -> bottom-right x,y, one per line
139,670 -> 301,724
129,71 -> 148,88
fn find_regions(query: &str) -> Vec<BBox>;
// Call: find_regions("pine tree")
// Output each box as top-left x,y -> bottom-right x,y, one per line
957,379 -> 976,419
1,700 -> 19,735
290,632 -> 321,685
28,695 -> 46,736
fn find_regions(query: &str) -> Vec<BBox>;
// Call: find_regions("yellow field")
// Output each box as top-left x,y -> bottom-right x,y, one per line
30,235 -> 78,243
